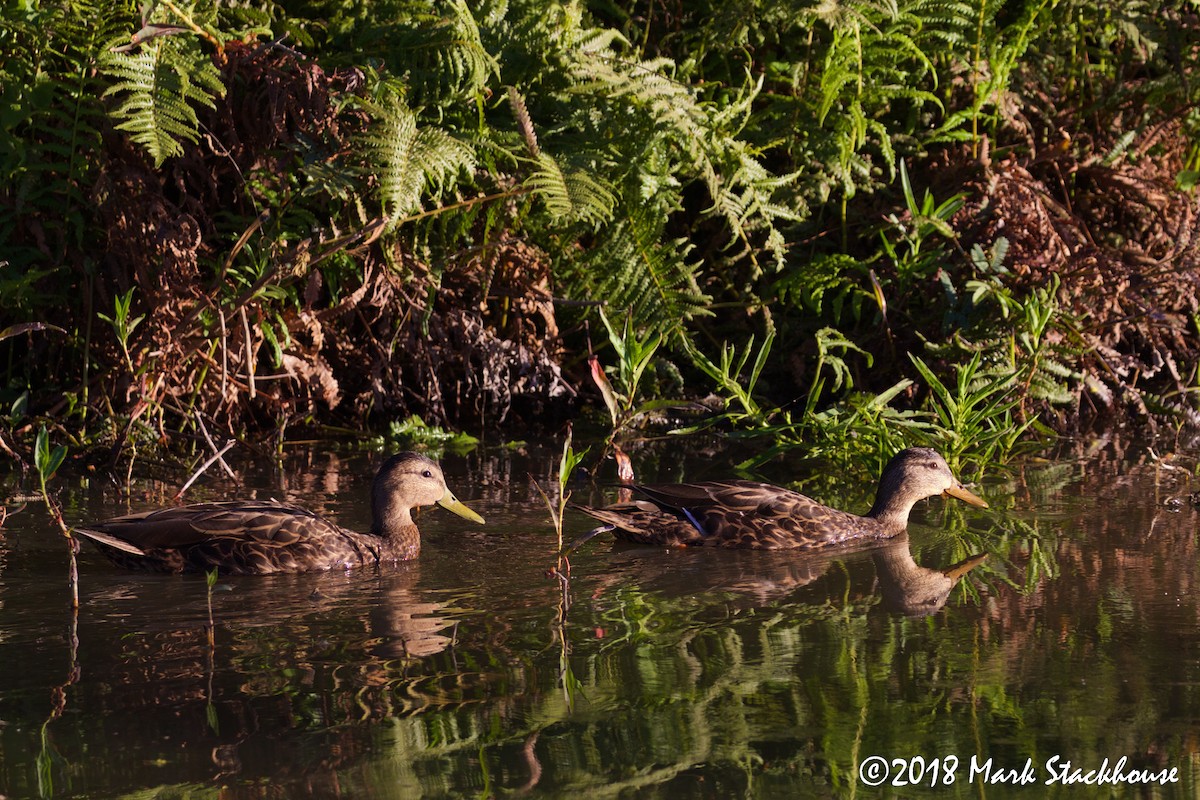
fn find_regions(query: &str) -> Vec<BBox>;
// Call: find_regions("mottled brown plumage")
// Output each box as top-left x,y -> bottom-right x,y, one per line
578,447 -> 987,550
74,452 -> 485,575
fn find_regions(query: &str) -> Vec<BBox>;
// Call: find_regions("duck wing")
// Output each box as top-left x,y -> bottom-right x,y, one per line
633,480 -> 797,514
75,501 -> 377,574
578,480 -> 868,549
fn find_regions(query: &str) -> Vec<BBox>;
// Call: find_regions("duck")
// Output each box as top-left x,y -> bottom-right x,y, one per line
73,452 -> 485,574
575,447 -> 987,550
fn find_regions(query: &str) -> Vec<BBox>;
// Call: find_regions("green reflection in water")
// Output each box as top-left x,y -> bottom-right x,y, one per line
1,445 -> 1199,798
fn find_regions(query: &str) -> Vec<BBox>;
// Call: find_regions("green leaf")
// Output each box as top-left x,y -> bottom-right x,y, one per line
589,356 -> 621,426
525,151 -> 616,226
0,322 -> 66,341
363,93 -> 475,221
260,322 -> 283,369
34,426 -> 66,484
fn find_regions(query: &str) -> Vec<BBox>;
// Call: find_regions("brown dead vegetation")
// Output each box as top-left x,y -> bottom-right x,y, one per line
945,117 -> 1200,427
82,42 -> 571,440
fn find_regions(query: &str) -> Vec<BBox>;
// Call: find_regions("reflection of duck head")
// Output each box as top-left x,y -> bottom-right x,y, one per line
872,534 -> 987,617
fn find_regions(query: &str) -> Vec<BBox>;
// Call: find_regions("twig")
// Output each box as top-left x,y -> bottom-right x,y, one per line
0,430 -> 20,463
158,0 -> 224,55
205,569 -> 218,648
217,304 -> 228,402
513,732 -> 543,795
175,440 -> 237,501
559,523 -> 613,557
36,619 -> 79,796
41,493 -> 78,609
239,306 -> 256,400
193,410 -> 236,478
549,563 -> 574,710
215,210 -> 271,288
530,476 -> 562,548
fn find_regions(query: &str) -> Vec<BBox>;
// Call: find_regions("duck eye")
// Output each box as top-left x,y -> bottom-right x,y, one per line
422,469 -> 433,478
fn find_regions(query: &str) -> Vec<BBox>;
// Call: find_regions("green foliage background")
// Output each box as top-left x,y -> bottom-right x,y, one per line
1,0 -> 1198,470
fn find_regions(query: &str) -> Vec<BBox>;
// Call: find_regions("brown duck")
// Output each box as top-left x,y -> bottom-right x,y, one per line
74,452 -> 485,574
577,447 -> 987,550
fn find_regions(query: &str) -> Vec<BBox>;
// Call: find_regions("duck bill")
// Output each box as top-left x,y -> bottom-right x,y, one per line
943,484 -> 989,508
942,553 -> 989,581
437,488 -> 485,524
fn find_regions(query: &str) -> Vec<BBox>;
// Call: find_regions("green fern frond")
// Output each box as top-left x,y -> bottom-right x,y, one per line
774,253 -> 872,325
564,206 -> 710,336
378,0 -> 499,103
1,1 -> 126,214
1039,357 -> 1079,379
525,151 -> 616,226
818,28 -> 862,126
102,35 -> 224,166
565,30 -> 799,273
1029,372 -> 1074,405
363,97 -> 475,221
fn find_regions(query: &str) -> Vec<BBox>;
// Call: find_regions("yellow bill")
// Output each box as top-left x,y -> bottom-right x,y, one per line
943,484 -> 989,508
437,488 -> 485,524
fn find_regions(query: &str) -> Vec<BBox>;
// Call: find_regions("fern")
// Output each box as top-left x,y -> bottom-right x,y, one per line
810,3 -> 946,186
564,26 -> 800,273
355,0 -> 499,104
361,90 -> 475,221
562,205 -> 711,336
774,253 -> 873,325
102,33 -> 224,166
0,0 -> 127,255
524,151 -> 616,226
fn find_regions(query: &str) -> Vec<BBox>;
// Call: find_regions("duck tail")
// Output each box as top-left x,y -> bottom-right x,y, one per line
73,527 -> 148,556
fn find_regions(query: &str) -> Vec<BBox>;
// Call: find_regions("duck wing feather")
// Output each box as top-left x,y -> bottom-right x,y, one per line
75,501 -> 377,574
584,480 -> 882,550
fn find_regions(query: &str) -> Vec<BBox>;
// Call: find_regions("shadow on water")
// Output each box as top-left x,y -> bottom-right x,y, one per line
1,438 -> 1199,797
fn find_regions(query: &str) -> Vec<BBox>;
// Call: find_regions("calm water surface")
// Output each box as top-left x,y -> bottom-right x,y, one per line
1,440 -> 1199,798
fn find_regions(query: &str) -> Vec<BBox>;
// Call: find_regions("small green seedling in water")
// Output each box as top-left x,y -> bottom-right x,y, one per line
590,308 -> 688,440
35,426 -> 77,607
97,287 -> 146,373
34,426 -> 67,497
534,426 -> 589,554
205,568 -> 219,648
204,567 -> 220,732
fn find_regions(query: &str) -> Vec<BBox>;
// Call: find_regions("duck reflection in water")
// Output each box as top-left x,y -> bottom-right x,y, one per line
367,569 -> 456,660
872,534 -> 988,616
592,533 -> 987,619
75,561 -> 465,793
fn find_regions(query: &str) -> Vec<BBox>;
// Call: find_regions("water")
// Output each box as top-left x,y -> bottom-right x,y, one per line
1,440 -> 1199,798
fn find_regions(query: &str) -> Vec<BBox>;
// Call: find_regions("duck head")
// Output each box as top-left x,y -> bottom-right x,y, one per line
371,452 -> 485,535
868,447 -> 987,530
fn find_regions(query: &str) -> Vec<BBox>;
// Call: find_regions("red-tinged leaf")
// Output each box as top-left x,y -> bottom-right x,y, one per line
589,355 -> 620,426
